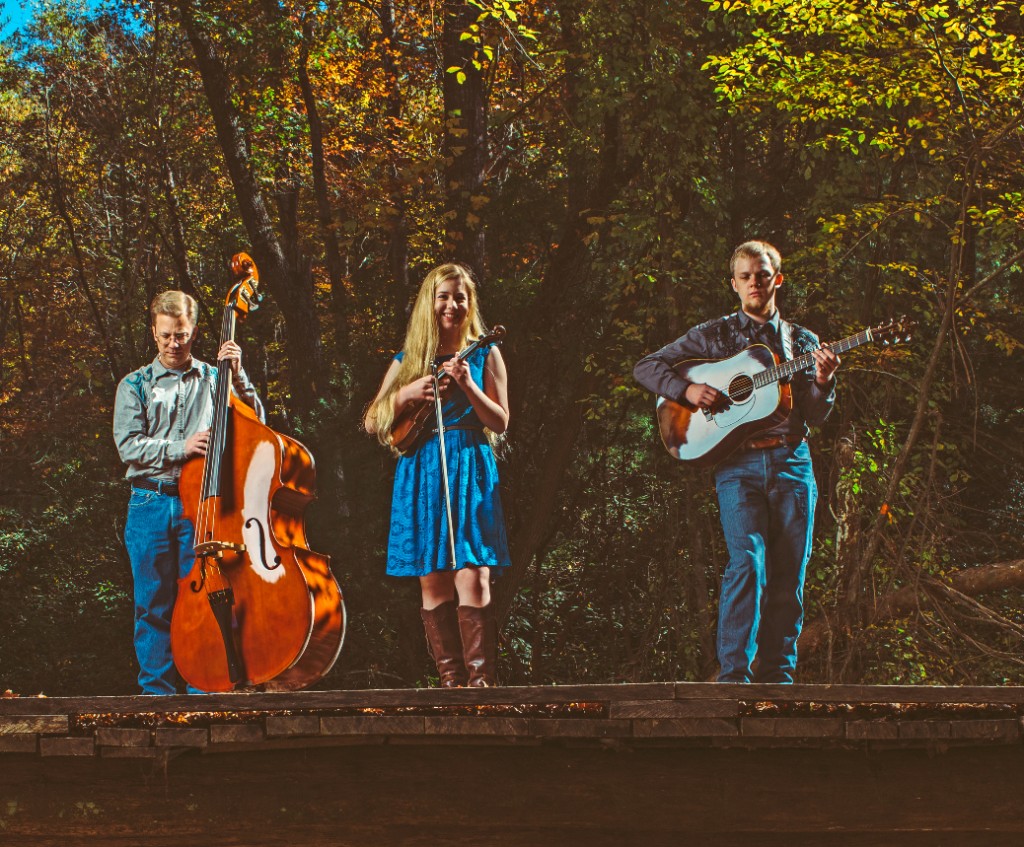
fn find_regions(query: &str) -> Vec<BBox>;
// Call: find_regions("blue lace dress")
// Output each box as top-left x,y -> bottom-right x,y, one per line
386,344 -> 512,577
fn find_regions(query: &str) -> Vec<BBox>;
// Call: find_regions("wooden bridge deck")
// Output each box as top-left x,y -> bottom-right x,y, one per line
1,682 -> 1023,845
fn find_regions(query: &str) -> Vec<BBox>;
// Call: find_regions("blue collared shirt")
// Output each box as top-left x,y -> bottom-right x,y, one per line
113,356 -> 264,483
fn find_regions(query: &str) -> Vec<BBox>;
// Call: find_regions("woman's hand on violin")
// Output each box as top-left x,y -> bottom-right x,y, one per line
441,357 -> 473,390
398,375 -> 451,408
218,340 -> 243,376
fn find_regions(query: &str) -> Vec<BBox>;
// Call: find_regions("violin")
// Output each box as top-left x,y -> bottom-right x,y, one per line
388,325 -> 506,455
170,253 -> 345,692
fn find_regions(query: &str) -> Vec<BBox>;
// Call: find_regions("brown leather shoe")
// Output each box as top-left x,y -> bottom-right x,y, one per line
420,601 -> 468,687
457,603 -> 498,687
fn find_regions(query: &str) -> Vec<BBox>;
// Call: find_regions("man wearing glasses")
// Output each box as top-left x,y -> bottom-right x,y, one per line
113,291 -> 264,694
633,241 -> 840,683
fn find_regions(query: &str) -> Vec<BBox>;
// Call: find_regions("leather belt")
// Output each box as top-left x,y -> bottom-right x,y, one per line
131,478 -> 180,496
742,434 -> 806,451
429,424 -> 484,434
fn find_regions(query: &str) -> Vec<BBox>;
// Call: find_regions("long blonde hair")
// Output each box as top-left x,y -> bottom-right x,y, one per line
364,264 -> 487,447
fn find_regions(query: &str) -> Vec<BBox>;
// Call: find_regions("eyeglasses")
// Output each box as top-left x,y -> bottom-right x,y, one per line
156,332 -> 192,344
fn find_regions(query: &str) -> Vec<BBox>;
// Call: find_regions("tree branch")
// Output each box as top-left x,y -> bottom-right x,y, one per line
801,559 -> 1024,658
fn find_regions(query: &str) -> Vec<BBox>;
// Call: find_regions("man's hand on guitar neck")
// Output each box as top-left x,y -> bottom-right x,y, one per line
812,345 -> 840,388
685,383 -> 731,413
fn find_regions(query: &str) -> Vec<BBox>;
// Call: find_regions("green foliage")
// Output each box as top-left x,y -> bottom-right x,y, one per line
841,419 -> 899,498
0,430 -> 135,694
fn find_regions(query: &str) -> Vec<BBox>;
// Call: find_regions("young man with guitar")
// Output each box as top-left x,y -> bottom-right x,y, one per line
113,290 -> 264,694
634,241 -> 840,683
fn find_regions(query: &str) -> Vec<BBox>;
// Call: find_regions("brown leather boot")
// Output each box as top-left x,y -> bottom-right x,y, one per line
420,601 -> 468,687
457,603 -> 498,687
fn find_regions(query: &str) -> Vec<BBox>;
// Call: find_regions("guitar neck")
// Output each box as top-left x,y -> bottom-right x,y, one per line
755,328 -> 876,388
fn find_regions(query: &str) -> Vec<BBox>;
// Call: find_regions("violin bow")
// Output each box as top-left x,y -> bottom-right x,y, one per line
430,326 -> 506,570
432,367 -> 459,570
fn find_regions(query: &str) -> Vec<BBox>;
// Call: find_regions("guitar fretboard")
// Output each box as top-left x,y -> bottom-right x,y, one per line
752,329 -> 874,389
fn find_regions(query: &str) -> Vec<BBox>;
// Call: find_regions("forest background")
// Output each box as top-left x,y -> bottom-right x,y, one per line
1,0 -> 1022,695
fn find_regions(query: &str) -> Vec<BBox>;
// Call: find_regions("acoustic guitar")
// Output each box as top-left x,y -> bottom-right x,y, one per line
656,316 -> 914,466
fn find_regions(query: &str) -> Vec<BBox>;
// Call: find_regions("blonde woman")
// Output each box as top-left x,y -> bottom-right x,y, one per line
365,264 -> 511,686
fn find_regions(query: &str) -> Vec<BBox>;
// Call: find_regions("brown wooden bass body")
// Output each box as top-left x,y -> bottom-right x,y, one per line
170,254 -> 344,692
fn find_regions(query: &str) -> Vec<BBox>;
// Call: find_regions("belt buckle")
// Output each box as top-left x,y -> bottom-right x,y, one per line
747,435 -> 782,451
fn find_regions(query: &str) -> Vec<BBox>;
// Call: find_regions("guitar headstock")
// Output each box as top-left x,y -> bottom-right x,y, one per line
226,252 -> 262,319
871,315 -> 915,346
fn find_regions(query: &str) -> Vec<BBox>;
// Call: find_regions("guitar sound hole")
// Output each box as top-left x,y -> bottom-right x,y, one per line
729,375 -> 754,402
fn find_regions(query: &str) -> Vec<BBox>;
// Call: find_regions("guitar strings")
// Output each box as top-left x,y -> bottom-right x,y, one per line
705,322 -> 907,404
722,329 -> 876,400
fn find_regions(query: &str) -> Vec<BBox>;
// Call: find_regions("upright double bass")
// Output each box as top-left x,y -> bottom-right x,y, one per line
171,253 -> 345,692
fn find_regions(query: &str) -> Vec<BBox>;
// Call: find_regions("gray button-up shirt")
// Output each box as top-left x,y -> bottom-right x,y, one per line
113,356 -> 265,483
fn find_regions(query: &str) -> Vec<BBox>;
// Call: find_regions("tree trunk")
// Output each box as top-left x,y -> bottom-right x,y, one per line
496,3 -> 625,622
495,141 -> 623,624
800,560 -> 1024,659
177,0 -> 324,412
441,0 -> 488,279
298,14 -> 349,357
380,0 -> 411,292
840,168 -> 979,616
48,170 -> 121,383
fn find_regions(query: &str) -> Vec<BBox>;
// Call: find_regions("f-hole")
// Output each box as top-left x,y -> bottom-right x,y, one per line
245,517 -> 283,570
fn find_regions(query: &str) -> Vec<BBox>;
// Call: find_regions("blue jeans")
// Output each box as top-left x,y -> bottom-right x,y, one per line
124,487 -> 195,694
713,442 -> 817,683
